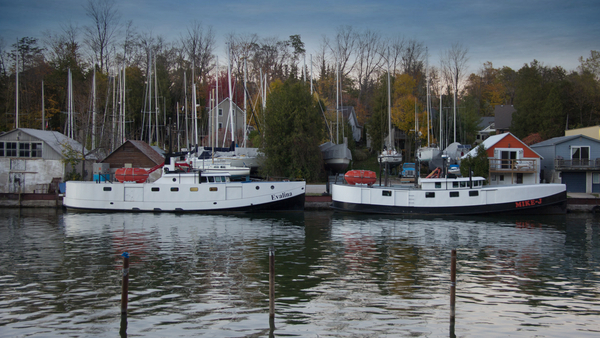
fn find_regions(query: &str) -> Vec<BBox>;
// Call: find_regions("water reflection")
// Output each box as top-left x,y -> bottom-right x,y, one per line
0,209 -> 599,337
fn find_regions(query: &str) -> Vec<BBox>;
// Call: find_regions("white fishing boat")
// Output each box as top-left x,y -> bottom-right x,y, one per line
331,171 -> 567,215
63,158 -> 305,213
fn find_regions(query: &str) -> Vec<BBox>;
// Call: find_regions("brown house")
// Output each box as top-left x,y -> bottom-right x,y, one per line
101,140 -> 164,169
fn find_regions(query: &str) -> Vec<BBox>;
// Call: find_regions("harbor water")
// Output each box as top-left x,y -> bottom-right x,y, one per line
1,209 -> 599,337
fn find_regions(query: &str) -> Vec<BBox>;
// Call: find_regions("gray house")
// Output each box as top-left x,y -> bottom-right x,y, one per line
530,134 -> 600,193
340,106 -> 362,143
0,128 -> 95,194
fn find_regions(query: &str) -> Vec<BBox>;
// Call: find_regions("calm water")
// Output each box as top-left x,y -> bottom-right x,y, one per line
0,209 -> 599,337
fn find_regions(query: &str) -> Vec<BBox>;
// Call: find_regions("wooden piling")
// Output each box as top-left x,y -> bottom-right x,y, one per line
450,249 -> 456,320
121,252 -> 129,314
269,247 -> 275,319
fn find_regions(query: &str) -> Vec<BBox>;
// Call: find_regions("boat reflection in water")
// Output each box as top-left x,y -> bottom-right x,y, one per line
0,209 -> 599,337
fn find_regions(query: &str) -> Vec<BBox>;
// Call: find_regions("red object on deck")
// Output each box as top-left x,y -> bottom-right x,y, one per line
115,167 -> 150,183
345,170 -> 377,186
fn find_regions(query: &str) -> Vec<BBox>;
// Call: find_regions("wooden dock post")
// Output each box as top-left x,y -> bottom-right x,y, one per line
269,247 -> 275,319
121,252 -> 129,314
450,249 -> 456,320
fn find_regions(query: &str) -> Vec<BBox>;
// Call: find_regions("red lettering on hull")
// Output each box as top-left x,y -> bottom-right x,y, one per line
515,198 -> 542,208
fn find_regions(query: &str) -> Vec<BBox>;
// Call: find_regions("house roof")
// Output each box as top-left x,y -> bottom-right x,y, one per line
521,133 -> 543,146
2,128 -> 95,159
121,140 -> 165,165
478,117 -> 495,130
494,105 -> 516,130
529,134 -> 600,148
340,106 -> 360,126
463,132 -> 542,159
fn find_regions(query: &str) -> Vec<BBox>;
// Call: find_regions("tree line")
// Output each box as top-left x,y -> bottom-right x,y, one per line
1,0 -> 599,164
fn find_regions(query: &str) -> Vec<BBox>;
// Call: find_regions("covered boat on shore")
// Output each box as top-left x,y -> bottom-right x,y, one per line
63,158 -> 305,213
332,174 -> 567,215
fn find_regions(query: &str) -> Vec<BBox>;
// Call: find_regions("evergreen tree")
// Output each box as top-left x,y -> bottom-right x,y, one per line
261,79 -> 325,182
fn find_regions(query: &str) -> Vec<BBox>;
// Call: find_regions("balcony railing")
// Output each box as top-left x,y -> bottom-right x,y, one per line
555,158 -> 600,171
488,159 -> 538,173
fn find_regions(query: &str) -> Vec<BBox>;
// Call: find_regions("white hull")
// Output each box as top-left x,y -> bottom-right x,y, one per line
332,177 -> 567,215
64,172 -> 305,213
417,147 -> 440,162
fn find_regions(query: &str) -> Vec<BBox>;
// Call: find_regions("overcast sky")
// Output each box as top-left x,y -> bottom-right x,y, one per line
1,0 -> 599,74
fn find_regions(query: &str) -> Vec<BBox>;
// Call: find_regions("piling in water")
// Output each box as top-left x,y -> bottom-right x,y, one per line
121,252 -> 129,314
269,247 -> 275,319
450,249 -> 456,320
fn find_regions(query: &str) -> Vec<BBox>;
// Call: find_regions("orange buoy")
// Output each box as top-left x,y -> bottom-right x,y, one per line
115,167 -> 149,183
344,170 -> 377,186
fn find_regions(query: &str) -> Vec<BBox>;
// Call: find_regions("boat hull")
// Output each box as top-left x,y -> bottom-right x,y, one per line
331,183 -> 567,215
64,180 -> 305,213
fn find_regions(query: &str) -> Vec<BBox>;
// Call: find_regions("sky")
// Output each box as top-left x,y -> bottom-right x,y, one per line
1,0 -> 599,74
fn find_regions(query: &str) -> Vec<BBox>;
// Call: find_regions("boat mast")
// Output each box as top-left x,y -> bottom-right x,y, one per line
154,54 -> 159,147
215,56 -> 219,154
41,80 -> 44,130
92,69 -> 96,148
15,38 -> 19,129
336,62 -> 339,144
184,71 -> 188,149
228,44 -> 234,146
243,57 -> 247,148
387,50 -> 392,149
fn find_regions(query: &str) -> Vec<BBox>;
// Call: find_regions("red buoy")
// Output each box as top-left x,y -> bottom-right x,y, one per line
115,168 -> 149,183
344,170 -> 377,186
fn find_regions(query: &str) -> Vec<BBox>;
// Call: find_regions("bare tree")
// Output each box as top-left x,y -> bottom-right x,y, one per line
355,29 -> 384,106
83,0 -> 121,73
401,39 -> 425,79
441,42 -> 469,143
387,35 -> 405,75
328,25 -> 357,78
44,23 -> 84,70
225,32 -> 259,81
181,20 -> 216,84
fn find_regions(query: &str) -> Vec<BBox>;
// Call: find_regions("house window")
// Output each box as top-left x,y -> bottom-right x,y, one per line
499,175 -> 504,181
6,142 -> 17,157
218,108 -> 223,116
0,142 -> 4,156
571,146 -> 590,165
31,142 -> 42,157
593,173 -> 600,184
19,142 -> 31,157
218,122 -> 223,129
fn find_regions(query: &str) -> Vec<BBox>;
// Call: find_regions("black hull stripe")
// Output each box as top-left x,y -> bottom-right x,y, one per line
65,194 -> 305,213
331,191 -> 567,215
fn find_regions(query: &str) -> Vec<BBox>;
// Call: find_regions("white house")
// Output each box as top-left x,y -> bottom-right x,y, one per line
0,128 -> 95,194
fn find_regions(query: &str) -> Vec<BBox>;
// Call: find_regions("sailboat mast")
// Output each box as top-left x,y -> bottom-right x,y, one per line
336,62 -> 339,144
41,80 -> 45,130
387,55 -> 392,149
15,38 -> 19,129
215,56 -> 219,153
243,58 -> 247,148
92,69 -> 96,148
184,71 -> 188,149
154,54 -> 159,147
228,45 -> 234,146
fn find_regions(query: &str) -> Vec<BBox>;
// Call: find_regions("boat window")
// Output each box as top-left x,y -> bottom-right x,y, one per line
469,191 -> 479,197
452,182 -> 459,188
190,187 -> 198,192
171,187 -> 179,192
382,190 -> 392,197
460,181 -> 466,188
435,182 -> 441,189
209,187 -> 218,192
200,176 -> 208,183
151,187 -> 160,192
426,192 -> 435,198
208,177 -> 214,183
450,191 -> 459,197
103,187 -> 111,192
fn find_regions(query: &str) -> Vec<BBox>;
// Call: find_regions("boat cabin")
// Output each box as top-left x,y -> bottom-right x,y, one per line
419,177 -> 486,190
